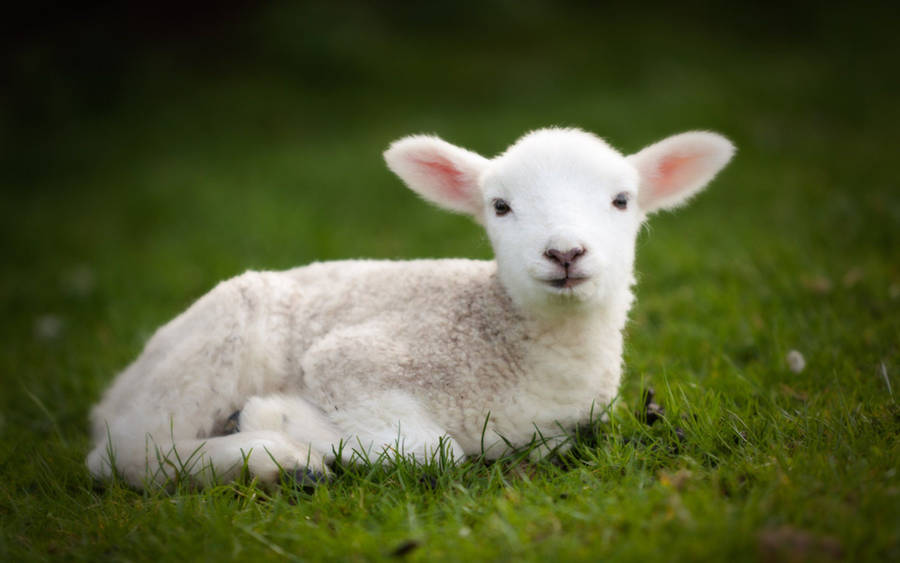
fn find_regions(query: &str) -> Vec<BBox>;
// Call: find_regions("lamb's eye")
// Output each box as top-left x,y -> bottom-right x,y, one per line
612,193 -> 629,210
493,199 -> 512,216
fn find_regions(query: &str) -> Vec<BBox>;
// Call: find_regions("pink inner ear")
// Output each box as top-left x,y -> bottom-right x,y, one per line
655,153 -> 703,195
414,156 -> 468,201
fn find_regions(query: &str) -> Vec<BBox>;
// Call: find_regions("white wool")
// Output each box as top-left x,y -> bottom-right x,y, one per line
87,127 -> 734,487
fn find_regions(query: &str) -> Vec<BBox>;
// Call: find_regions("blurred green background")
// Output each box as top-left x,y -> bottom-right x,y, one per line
3,0 -> 896,399
1,1 -> 897,559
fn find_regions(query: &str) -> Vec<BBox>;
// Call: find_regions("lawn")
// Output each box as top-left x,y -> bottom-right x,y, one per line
1,3 -> 897,561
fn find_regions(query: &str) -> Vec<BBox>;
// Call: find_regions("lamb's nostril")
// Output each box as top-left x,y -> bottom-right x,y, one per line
544,247 -> 586,268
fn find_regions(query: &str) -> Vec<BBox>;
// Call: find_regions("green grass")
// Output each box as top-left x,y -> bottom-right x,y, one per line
1,3 -> 898,561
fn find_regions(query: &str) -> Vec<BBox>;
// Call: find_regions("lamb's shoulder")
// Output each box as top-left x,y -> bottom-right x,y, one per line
286,258 -> 523,377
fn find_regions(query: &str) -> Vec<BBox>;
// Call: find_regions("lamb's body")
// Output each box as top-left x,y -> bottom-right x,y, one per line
89,259 -> 627,485
87,127 -> 733,488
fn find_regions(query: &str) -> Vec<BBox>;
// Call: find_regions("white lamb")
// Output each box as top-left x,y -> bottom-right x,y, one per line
86,127 -> 734,488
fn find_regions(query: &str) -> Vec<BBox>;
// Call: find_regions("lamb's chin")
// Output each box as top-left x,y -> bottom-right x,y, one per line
524,279 -> 602,310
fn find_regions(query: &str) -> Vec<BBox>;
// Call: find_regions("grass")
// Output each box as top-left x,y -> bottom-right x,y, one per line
1,3 -> 898,561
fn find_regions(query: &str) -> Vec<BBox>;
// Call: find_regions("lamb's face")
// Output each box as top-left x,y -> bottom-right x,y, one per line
479,130 -> 642,308
384,127 -> 734,313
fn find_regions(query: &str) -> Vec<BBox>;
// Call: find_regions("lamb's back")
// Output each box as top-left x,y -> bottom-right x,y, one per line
283,259 -> 500,336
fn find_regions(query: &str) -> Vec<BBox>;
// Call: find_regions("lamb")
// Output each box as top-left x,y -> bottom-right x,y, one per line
86,127 -> 734,488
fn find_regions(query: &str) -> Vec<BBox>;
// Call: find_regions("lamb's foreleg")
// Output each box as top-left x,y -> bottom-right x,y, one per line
332,391 -> 466,464
300,322 -> 466,465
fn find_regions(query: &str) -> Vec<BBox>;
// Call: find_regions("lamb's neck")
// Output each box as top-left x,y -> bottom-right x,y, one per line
520,287 -> 632,395
485,269 -> 631,358
523,292 -> 631,343
485,275 -> 629,412
527,308 -> 623,354
518,301 -> 628,411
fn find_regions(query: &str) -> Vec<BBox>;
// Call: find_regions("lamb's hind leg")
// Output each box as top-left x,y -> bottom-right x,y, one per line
87,271 -> 310,488
87,429 -> 328,488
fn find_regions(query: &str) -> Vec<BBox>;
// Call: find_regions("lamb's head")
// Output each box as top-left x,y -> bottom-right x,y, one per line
385,128 -> 734,312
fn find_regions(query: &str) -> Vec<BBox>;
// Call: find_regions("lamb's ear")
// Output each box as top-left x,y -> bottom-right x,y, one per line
628,131 -> 735,213
384,134 -> 489,217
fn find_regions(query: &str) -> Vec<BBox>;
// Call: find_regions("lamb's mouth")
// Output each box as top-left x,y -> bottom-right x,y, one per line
546,276 -> 589,289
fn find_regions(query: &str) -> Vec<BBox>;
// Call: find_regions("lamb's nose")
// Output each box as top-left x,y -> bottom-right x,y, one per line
544,246 -> 586,268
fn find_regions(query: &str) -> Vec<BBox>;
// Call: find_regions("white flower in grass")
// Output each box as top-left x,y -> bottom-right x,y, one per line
786,350 -> 806,373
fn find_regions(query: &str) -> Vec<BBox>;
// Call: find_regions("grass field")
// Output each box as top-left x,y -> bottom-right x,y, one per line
1,3 -> 898,561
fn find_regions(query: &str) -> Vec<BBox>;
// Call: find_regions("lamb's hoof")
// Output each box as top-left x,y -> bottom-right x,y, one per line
223,410 -> 241,434
637,387 -> 665,426
289,467 -> 325,493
